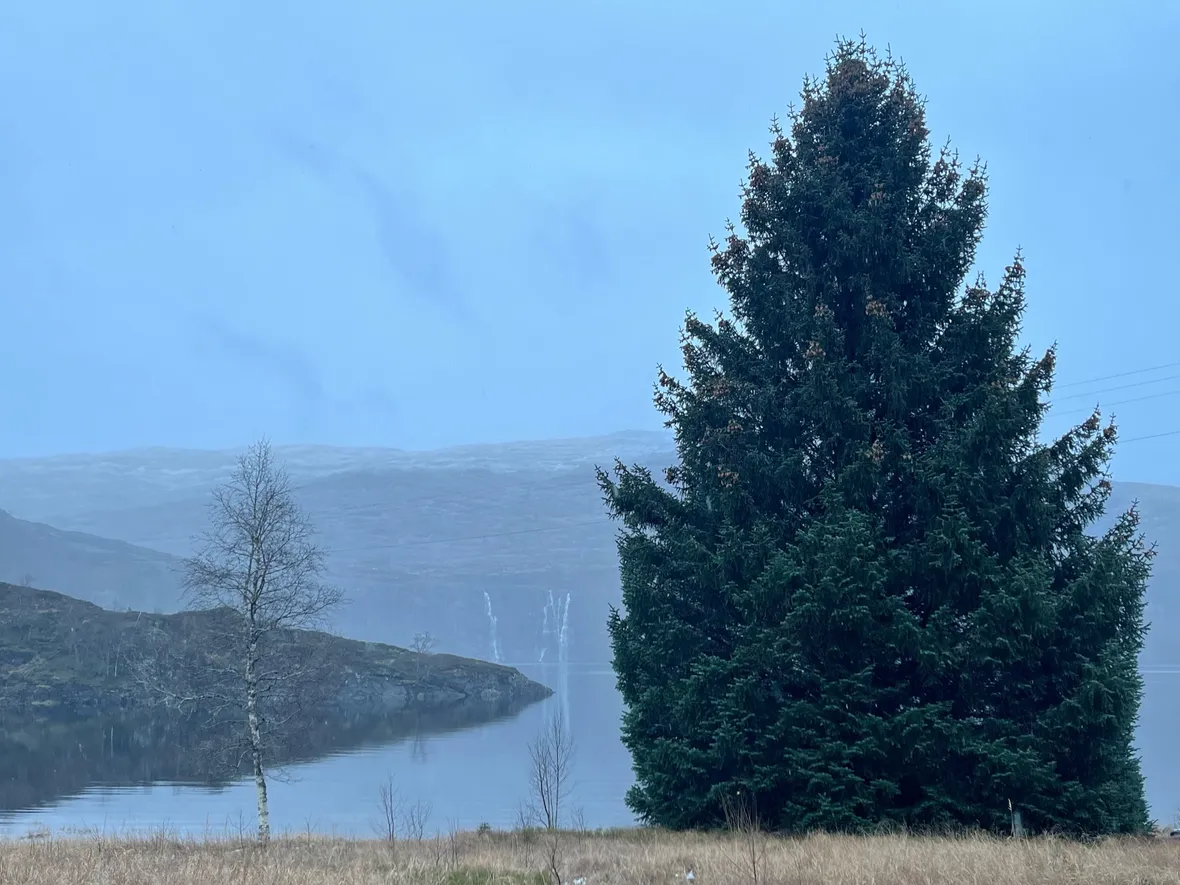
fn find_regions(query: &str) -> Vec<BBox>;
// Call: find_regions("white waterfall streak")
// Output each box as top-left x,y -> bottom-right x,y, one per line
483,591 -> 502,663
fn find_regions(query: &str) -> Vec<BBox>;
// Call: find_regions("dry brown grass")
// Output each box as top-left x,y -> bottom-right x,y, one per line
1,827 -> 1177,885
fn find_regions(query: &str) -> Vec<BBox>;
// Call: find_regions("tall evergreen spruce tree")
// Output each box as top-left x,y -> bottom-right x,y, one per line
598,38 -> 1152,836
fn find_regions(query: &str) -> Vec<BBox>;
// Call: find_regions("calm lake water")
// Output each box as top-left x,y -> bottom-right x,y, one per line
1,665 -> 1178,836
0,665 -> 634,838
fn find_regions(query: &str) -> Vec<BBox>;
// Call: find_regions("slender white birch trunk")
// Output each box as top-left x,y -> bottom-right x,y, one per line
245,638 -> 270,843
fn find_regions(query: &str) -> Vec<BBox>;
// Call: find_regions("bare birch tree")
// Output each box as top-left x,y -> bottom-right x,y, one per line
522,711 -> 575,885
181,438 -> 342,843
410,631 -> 436,692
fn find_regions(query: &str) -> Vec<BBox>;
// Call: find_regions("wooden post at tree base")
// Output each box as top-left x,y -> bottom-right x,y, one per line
1008,799 -> 1025,838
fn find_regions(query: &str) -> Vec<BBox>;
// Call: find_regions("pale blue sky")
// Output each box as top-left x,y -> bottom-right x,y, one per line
1,1 -> 1177,482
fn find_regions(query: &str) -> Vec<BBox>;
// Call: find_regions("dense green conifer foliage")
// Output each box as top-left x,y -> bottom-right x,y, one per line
598,38 -> 1152,836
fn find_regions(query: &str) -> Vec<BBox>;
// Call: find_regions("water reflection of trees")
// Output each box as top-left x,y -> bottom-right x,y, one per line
0,697 -> 530,815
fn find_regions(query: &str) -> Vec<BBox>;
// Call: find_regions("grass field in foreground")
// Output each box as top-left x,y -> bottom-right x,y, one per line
1,828 -> 1179,885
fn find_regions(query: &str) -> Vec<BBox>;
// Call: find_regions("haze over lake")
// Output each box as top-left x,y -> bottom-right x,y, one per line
3,437 -> 1180,834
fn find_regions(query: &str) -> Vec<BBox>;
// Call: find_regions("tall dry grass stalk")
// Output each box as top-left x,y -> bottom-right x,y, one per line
1,828 -> 1177,885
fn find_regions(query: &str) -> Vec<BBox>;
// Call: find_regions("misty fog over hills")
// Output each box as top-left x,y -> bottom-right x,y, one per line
0,509 -> 183,613
0,432 -> 673,663
2,431 -> 1178,670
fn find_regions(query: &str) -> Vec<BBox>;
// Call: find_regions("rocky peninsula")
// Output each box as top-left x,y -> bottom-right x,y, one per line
0,582 -> 551,719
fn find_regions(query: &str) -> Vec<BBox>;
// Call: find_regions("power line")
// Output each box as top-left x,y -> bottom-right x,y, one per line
293,469 -> 607,502
1118,429 -> 1180,445
325,428 -> 1180,557
328,518 -> 611,556
1050,387 -> 1180,417
1051,373 -> 1180,403
1054,360 -> 1180,390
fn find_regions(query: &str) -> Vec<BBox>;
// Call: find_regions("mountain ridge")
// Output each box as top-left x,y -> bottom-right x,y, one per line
0,509 -> 184,613
1,433 -> 1176,669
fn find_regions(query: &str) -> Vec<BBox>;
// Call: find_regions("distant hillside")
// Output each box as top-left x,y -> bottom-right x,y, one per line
0,432 -> 675,518
1,432 -> 1177,669
0,509 -> 184,613
0,433 -> 674,663
0,583 -> 550,719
